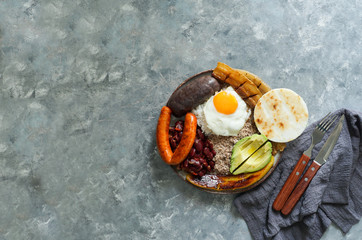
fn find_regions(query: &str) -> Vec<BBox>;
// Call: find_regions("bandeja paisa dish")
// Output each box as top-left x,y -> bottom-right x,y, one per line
156,63 -> 308,194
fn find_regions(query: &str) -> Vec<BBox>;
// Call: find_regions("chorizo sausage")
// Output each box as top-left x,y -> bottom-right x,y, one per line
167,71 -> 222,117
156,106 -> 197,165
170,112 -> 197,164
156,106 -> 173,163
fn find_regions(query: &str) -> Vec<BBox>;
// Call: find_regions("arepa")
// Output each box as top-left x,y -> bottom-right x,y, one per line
254,88 -> 308,142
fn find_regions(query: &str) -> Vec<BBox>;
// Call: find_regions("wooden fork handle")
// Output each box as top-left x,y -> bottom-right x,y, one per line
281,161 -> 321,215
272,154 -> 310,211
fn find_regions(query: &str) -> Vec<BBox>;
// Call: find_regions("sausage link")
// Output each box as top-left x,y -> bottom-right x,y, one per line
170,112 -> 197,165
156,106 -> 173,163
156,106 -> 197,165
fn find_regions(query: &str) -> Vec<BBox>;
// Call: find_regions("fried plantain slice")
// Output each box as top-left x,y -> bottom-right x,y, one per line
186,156 -> 274,192
212,62 -> 233,81
235,81 -> 261,98
237,69 -> 271,94
225,70 -> 249,89
237,69 -> 262,87
258,82 -> 272,94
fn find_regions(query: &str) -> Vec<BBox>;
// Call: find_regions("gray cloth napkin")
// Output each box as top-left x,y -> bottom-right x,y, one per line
234,108 -> 362,240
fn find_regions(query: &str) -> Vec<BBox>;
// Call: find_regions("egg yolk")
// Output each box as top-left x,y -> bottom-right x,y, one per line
213,91 -> 238,115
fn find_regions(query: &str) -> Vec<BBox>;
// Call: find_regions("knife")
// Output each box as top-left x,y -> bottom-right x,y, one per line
272,113 -> 338,211
281,114 -> 345,215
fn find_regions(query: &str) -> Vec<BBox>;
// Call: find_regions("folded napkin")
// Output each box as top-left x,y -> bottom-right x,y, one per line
234,109 -> 362,240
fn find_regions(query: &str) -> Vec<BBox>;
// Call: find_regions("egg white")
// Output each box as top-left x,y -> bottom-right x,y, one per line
199,87 -> 250,136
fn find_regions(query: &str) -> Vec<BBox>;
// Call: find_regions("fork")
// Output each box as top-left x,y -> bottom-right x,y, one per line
272,112 -> 338,211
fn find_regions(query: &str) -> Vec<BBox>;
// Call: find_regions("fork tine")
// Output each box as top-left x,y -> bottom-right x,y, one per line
322,115 -> 338,131
318,114 -> 337,132
317,112 -> 331,127
319,113 -> 335,129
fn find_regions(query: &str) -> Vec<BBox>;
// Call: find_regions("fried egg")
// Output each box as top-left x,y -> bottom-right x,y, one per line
193,86 -> 251,136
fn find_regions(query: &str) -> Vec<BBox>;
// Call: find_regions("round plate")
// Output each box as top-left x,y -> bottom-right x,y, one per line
167,70 -> 282,194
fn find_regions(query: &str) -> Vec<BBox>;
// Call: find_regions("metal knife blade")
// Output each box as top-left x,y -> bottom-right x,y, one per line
314,114 -> 344,165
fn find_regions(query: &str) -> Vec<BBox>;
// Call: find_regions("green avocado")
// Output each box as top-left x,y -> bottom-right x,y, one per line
229,134 -> 268,174
232,141 -> 272,175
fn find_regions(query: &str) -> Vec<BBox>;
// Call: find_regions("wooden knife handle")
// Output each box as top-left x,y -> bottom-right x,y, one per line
272,154 -> 311,211
281,161 -> 321,215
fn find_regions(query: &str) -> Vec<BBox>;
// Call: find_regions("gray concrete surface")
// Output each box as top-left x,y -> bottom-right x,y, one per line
0,0 -> 361,239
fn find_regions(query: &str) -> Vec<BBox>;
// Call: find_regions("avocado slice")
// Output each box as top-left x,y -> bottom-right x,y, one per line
232,141 -> 272,175
230,136 -> 252,160
230,134 -> 268,173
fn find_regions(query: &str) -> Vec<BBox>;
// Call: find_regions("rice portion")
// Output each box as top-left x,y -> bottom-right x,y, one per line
193,105 -> 259,175
192,103 -> 213,135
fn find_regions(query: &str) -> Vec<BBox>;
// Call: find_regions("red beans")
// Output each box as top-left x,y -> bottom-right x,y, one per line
168,121 -> 215,177
170,138 -> 177,149
175,120 -> 184,132
188,148 -> 196,158
203,147 -> 210,156
204,139 -> 213,150
203,147 -> 214,160
194,139 -> 203,153
197,128 -> 205,140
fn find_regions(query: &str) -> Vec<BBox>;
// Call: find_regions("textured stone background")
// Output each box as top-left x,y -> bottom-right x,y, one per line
0,0 -> 361,239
